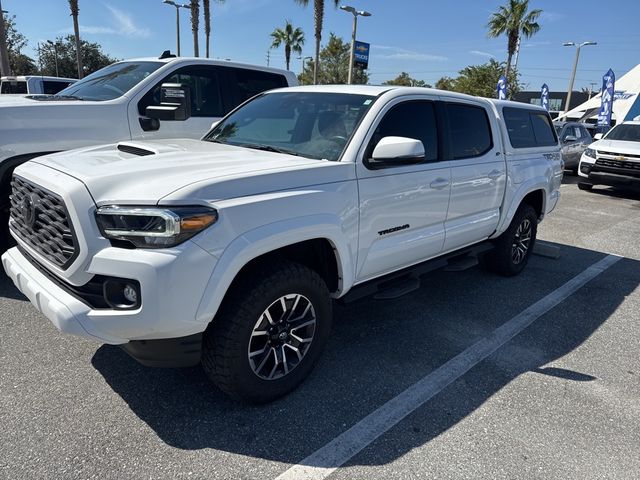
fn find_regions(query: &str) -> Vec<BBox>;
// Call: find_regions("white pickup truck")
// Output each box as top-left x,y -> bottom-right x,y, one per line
0,53 -> 297,250
2,86 -> 562,403
0,75 -> 76,95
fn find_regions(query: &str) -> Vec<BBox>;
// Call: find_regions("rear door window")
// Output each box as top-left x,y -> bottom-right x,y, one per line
229,68 -> 289,104
42,81 -> 73,95
504,107 -> 557,148
1,81 -> 27,94
446,103 -> 493,159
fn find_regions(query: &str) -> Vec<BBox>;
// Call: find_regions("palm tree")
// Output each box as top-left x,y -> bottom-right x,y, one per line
487,0 -> 541,81
203,0 -> 225,58
190,0 -> 199,57
68,0 -> 83,78
271,21 -> 305,71
294,0 -> 339,84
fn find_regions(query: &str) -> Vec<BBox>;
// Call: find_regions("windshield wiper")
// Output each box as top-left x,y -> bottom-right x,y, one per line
238,143 -> 306,158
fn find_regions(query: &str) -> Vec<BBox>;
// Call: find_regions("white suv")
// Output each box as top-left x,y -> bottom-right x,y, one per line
578,121 -> 640,190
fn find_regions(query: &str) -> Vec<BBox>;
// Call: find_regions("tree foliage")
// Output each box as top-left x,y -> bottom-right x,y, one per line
435,59 -> 520,98
271,20 -> 305,71
3,15 -> 37,75
190,0 -> 200,57
487,0 -> 541,80
294,0 -> 340,84
298,33 -> 368,85
39,36 -> 118,78
382,72 -> 430,87
203,0 -> 226,58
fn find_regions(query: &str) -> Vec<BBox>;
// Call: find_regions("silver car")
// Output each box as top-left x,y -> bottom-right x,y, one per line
554,121 -> 593,173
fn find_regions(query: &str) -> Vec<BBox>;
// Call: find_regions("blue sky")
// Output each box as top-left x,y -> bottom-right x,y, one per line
4,0 -> 639,91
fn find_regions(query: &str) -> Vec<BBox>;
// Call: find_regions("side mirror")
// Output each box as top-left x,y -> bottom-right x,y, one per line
146,83 -> 192,121
563,135 -> 577,143
593,133 -> 603,140
369,136 -> 425,168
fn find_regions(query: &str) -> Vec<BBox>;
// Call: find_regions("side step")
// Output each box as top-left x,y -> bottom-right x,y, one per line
340,241 -> 494,303
373,276 -> 420,300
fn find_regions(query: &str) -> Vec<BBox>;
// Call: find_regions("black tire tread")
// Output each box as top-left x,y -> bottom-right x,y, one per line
201,260 -> 330,403
483,203 -> 537,277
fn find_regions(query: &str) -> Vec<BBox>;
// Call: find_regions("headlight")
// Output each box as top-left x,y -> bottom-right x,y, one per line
96,205 -> 218,248
584,148 -> 596,159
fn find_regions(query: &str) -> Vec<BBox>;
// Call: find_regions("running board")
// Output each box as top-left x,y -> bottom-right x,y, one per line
340,242 -> 493,304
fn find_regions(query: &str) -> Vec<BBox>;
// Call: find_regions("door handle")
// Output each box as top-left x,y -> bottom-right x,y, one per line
430,178 -> 450,190
488,169 -> 502,180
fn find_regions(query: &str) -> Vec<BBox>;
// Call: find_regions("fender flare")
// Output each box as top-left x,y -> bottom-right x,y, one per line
492,179 -> 548,238
194,214 -> 355,325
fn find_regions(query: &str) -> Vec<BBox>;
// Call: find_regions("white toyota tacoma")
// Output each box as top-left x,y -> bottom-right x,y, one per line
0,53 -> 297,250
2,86 -> 562,402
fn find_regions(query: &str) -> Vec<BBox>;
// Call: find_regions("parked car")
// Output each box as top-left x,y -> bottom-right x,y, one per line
578,121 -> 640,190
2,86 -> 562,403
0,53 -> 298,251
0,75 -> 76,95
554,121 -> 593,173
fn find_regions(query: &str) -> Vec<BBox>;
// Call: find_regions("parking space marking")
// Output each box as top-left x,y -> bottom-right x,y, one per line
275,254 -> 622,480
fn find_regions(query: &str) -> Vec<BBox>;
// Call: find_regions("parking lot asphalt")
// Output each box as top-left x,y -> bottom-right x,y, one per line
1,177 -> 639,480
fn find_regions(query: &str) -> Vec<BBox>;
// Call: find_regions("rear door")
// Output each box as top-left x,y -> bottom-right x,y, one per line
355,96 -> 451,282
442,99 -> 505,252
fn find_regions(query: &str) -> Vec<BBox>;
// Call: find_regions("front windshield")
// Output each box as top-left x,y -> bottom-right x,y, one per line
204,92 -> 376,162
56,61 -> 163,101
604,124 -> 640,142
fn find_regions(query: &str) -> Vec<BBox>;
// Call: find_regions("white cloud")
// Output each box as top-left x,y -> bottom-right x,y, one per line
61,4 -> 150,38
372,45 -> 448,62
470,50 -> 495,58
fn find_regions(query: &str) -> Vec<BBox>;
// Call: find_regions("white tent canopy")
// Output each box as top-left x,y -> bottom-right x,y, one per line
557,63 -> 640,124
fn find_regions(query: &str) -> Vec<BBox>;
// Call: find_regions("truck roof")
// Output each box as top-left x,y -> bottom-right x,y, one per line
121,56 -> 294,77
1,75 -> 77,82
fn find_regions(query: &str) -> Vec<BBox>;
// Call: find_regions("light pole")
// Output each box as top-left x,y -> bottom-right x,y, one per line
563,41 -> 597,114
163,0 -> 191,57
340,5 -> 371,85
299,55 -> 312,84
46,40 -> 60,77
0,1 -> 11,76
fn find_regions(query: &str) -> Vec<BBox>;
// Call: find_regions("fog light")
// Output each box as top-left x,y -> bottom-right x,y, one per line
103,279 -> 141,310
123,284 -> 138,303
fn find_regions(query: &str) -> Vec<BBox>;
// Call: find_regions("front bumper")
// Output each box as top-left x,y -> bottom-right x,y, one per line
2,242 -> 218,344
579,158 -> 640,188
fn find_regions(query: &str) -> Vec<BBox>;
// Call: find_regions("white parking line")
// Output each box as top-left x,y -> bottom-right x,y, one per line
275,254 -> 622,480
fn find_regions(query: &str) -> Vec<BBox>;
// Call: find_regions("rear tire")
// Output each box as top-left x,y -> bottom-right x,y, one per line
578,182 -> 593,191
483,204 -> 538,277
201,260 -> 332,403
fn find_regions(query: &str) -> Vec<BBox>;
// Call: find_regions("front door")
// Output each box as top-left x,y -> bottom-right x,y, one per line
355,97 -> 451,282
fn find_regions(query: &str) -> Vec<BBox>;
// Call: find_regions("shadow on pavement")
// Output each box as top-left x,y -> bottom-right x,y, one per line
0,270 -> 26,301
90,243 -> 638,466
563,173 -> 640,201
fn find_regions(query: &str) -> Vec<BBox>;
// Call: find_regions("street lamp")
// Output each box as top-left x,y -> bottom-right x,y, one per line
299,55 -> 313,84
163,0 -> 191,57
563,41 -> 597,114
46,40 -> 60,77
340,5 -> 371,85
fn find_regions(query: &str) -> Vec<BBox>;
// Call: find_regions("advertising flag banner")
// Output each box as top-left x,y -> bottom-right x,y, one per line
497,76 -> 507,100
354,41 -> 370,68
541,83 -> 549,111
597,69 -> 615,127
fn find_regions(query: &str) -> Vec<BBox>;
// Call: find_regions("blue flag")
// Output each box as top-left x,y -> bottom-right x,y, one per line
541,84 -> 549,111
497,76 -> 507,100
597,69 -> 615,127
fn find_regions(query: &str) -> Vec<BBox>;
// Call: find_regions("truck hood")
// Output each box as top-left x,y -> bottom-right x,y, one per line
591,139 -> 640,155
30,139 -> 353,205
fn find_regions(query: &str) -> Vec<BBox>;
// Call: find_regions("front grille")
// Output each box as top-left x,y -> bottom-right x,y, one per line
598,150 -> 640,160
9,176 -> 78,269
595,158 -> 640,172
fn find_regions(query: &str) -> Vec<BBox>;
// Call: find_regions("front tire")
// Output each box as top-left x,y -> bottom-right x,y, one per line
201,260 -> 332,403
483,204 -> 538,277
0,199 -> 14,253
578,182 -> 593,191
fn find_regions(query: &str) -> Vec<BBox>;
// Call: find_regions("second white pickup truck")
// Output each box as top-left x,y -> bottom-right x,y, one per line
0,53 -> 297,250
2,85 -> 562,402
